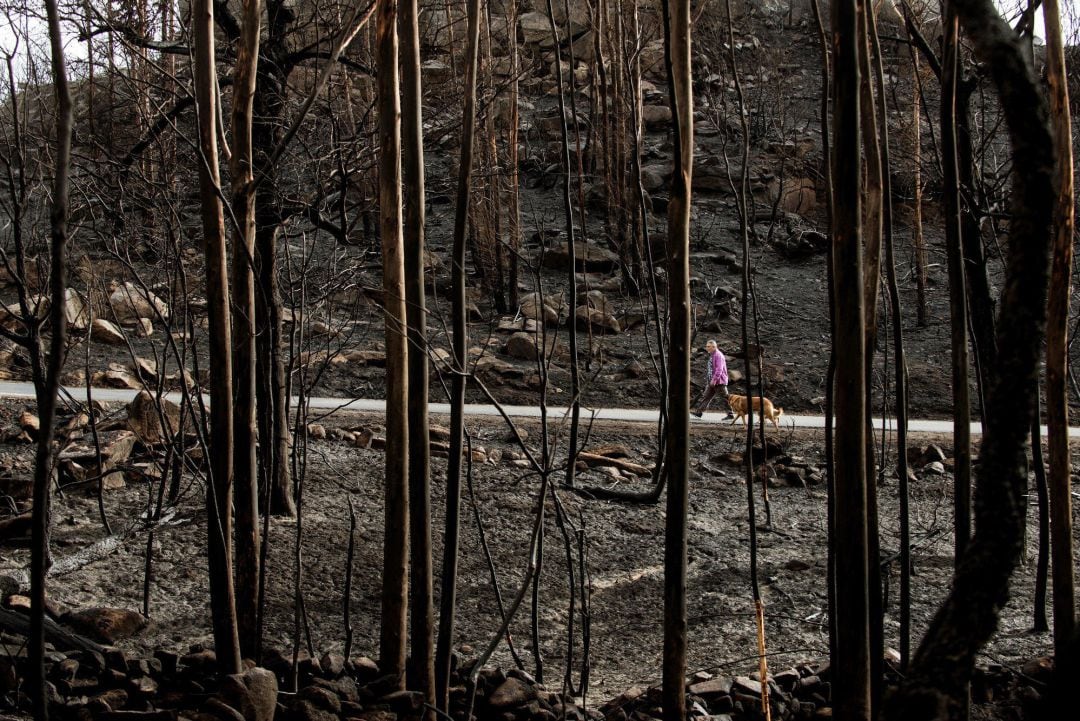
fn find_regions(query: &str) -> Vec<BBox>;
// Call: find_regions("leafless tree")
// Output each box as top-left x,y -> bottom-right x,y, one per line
660,2 -> 692,721
376,0 -> 410,690
193,0 -> 241,676
1041,0 -> 1076,656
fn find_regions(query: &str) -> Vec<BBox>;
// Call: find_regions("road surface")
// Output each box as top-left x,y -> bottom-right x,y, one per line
2,380 -> 1077,437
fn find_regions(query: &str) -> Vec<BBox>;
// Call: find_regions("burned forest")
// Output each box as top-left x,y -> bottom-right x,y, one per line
0,1 -> 1078,721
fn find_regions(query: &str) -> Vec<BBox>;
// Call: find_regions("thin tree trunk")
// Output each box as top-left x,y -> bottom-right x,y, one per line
192,0 -> 241,676
545,0 -> 581,489
858,7 -> 885,708
1032,391 -> 1050,633
830,1 -> 871,720
911,50 -> 928,328
1042,0 -> 1076,655
882,0 -> 1055,715
230,0 -> 263,661
506,0 -> 521,310
401,0 -> 434,713
660,2 -> 691,721
941,6 -> 972,570
376,0 -> 409,689
33,4 -> 72,716
435,0 -> 482,707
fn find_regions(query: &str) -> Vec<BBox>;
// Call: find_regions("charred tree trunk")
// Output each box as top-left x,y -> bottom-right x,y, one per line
882,0 -> 1055,716
254,2 -> 296,519
33,4 -> 72,716
401,0 -> 435,713
435,0 -> 482,708
376,0 -> 410,689
660,2 -> 692,721
1042,0 -> 1076,654
193,0 -> 241,676
941,5 -> 973,568
230,0 -> 263,661
830,1 -> 871,720
545,0 -> 581,488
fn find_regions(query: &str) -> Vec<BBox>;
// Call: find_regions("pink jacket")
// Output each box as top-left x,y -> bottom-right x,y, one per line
707,349 -> 728,386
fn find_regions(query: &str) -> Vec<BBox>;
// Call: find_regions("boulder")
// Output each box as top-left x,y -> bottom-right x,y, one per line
91,318 -> 126,345
580,289 -> 615,316
642,104 -> 673,129
92,368 -> 142,389
519,292 -> 564,327
59,430 -> 137,489
519,12 -> 552,45
488,677 -> 538,709
776,177 -> 817,215
575,306 -> 621,334
541,242 -> 621,272
126,391 -> 186,445
109,282 -> 168,325
505,332 -> 540,361
61,607 -> 147,644
64,289 -> 89,330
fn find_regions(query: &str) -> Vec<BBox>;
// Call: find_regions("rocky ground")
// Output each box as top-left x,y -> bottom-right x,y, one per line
0,393 -> 1073,719
0,4 -> 1072,721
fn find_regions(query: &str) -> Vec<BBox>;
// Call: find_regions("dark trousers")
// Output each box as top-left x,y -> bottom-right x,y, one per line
694,383 -> 729,413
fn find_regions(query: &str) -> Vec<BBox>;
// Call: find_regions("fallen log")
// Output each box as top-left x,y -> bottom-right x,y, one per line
0,511 -> 32,542
0,605 -> 106,654
576,452 -> 654,477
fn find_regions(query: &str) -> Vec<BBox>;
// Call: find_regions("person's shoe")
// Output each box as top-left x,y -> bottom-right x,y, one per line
691,410 -> 703,418
724,412 -> 734,420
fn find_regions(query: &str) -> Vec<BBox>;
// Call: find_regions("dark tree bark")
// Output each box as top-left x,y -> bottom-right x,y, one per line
940,5 -> 973,567
660,2 -> 692,721
229,0 -> 263,661
830,2 -> 871,720
376,0 -> 410,689
33,3 -> 73,716
882,0 -> 1055,717
545,0 -> 582,489
435,0 -> 481,707
253,1 -> 296,519
401,0 -> 434,714
1041,0 -> 1076,654
193,0 -> 242,676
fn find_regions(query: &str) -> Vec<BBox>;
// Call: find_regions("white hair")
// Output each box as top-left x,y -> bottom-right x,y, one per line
706,339 -> 717,347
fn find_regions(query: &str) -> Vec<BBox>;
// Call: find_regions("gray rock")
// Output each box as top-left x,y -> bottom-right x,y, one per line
488,677 -> 538,709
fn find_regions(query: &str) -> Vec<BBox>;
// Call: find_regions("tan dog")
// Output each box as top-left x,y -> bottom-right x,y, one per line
727,394 -> 784,430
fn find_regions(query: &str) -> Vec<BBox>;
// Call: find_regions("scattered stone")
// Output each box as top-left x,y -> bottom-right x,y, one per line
575,306 -> 621,334
519,12 -> 553,45
342,349 -> 387,367
923,461 -> 945,476
519,292 -> 565,327
505,331 -> 540,361
135,317 -> 155,337
64,289 -> 89,330
92,368 -> 143,389
688,677 -> 733,697
488,677 -> 538,709
126,391 -> 187,445
642,104 -> 673,129
61,607 -> 147,644
542,242 -> 621,273
59,431 -> 137,490
91,318 -> 127,345
109,282 -> 169,325
18,409 -> 38,437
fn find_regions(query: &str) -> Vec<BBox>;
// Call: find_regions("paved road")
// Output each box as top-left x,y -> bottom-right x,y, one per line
2,380 -> 1077,437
